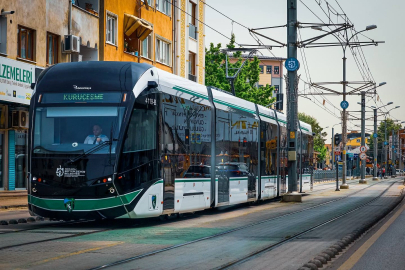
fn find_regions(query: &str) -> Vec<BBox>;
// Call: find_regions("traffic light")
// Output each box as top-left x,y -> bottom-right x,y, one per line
334,134 -> 341,145
276,93 -> 283,110
185,129 -> 190,145
243,138 -> 247,147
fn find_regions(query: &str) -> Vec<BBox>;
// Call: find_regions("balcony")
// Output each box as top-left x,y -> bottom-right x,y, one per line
189,24 -> 197,40
72,4 -> 99,50
188,73 -> 197,82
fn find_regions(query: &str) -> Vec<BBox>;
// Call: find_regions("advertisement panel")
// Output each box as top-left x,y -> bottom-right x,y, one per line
0,57 -> 35,105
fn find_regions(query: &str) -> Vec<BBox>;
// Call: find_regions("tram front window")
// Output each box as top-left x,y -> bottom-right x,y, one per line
33,106 -> 125,154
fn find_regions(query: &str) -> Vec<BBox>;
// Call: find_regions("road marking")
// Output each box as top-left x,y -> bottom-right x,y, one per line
338,202 -> 405,270
30,242 -> 123,266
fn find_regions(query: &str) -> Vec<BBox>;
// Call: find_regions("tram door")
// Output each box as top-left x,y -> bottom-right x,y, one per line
163,107 -> 176,210
217,119 -> 230,203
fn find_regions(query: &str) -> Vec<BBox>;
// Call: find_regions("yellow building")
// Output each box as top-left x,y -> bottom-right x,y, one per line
346,131 -> 369,149
100,0 -> 205,83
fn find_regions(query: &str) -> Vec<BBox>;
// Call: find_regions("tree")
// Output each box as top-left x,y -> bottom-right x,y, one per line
368,118 -> 401,163
298,112 -> 327,163
205,34 -> 275,106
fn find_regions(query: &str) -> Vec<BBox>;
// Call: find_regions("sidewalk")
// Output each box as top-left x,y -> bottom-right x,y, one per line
0,190 -> 28,210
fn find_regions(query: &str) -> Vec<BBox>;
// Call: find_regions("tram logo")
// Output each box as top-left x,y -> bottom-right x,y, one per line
73,85 -> 92,90
64,198 -> 75,213
151,195 -> 157,209
56,165 -> 64,177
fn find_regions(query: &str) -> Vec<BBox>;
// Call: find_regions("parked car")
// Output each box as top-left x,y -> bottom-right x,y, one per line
217,162 -> 253,177
182,165 -> 212,178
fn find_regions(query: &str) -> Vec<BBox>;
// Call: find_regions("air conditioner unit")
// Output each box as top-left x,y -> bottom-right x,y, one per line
12,110 -> 29,129
64,35 -> 80,53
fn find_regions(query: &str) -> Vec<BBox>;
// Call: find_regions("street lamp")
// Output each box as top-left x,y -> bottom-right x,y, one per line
382,106 -> 400,178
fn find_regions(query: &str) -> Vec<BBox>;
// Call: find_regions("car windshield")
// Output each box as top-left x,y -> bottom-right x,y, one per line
33,106 -> 125,154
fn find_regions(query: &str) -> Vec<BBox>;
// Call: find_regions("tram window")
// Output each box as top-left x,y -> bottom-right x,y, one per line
33,107 -> 125,153
119,93 -> 160,188
261,121 -> 278,176
162,94 -> 212,178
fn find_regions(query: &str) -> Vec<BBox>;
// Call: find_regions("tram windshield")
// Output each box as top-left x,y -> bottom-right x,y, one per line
33,106 -> 125,155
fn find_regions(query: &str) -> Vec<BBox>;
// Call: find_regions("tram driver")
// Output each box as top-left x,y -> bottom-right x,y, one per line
84,124 -> 109,145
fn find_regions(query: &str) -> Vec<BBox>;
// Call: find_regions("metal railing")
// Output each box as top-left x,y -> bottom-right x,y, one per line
188,73 -> 197,82
313,169 -> 342,182
189,24 -> 197,39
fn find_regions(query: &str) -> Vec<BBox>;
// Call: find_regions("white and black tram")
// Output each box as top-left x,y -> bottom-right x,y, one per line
28,62 -> 313,220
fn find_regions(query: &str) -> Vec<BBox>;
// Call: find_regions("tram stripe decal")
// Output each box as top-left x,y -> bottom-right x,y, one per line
173,86 -> 209,100
175,178 -> 211,182
28,189 -> 142,211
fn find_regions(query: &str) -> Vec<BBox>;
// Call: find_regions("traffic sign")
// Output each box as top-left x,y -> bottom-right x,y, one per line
360,146 -> 366,153
395,150 -> 397,153
384,141 -> 388,145
285,57 -> 300,71
360,152 -> 366,160
373,133 -> 378,138
334,151 -> 341,156
340,100 -> 349,109
392,145 -> 395,149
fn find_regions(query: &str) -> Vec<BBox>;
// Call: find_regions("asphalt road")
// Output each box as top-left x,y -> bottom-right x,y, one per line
0,178 -> 402,270
327,190 -> 405,270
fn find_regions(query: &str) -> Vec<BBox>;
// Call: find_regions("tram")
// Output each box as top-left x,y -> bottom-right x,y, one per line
28,62 -> 313,220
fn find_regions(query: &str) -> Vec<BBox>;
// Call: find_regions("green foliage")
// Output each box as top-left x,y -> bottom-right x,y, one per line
368,118 -> 401,160
205,34 -> 275,106
298,112 -> 327,162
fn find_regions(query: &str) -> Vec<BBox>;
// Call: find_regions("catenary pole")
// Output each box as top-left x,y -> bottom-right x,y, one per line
341,49 -> 348,189
286,0 -> 299,197
360,91 -> 366,183
384,118 -> 388,178
373,108 -> 378,180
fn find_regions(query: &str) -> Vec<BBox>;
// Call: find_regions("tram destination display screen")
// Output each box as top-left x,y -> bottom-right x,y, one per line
41,92 -> 122,104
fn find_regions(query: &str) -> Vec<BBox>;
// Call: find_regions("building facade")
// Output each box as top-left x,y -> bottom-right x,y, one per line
99,0 -> 205,83
0,0 -> 100,190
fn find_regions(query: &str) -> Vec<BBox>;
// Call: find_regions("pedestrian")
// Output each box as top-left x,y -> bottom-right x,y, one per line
382,167 -> 386,178
378,168 -> 382,179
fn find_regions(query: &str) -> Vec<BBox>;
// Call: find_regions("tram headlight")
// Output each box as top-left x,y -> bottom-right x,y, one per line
32,177 -> 37,181
108,177 -> 112,182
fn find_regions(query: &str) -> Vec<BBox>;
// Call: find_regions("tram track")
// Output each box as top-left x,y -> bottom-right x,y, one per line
88,179 -> 395,270
217,180 -> 400,269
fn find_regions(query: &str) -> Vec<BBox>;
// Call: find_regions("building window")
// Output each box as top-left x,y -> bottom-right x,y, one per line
189,1 -> 197,39
147,0 -> 154,6
274,66 -> 279,74
188,51 -> 196,82
106,12 -> 117,46
274,85 -> 279,93
156,0 -> 171,16
141,34 -> 153,59
156,38 -> 170,66
0,17 -> 7,54
356,139 -> 360,143
259,65 -> 264,74
17,26 -> 35,61
258,85 -> 263,88
46,33 -> 59,65
266,65 -> 272,74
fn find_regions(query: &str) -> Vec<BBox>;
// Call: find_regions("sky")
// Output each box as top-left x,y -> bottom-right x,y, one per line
203,0 -> 405,143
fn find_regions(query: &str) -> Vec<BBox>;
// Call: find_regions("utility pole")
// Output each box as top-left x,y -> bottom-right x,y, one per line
332,127 -> 334,170
359,91 -> 366,183
384,118 -> 388,178
341,52 -> 349,189
373,108 -> 378,180
283,0 -> 301,202
392,130 -> 396,177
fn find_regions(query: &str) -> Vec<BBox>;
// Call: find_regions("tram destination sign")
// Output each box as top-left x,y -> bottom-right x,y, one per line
42,92 -> 122,104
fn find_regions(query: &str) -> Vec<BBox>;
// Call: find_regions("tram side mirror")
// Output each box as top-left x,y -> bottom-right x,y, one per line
31,83 -> 35,90
147,81 -> 158,89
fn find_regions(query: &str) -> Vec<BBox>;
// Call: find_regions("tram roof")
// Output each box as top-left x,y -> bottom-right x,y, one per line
36,61 -> 153,93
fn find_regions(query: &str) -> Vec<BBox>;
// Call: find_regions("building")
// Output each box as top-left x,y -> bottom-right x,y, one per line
325,143 -> 332,167
229,55 -> 285,95
0,0 -> 99,190
99,0 -> 206,84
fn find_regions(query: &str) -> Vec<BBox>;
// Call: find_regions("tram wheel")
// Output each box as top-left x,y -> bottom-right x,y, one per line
159,214 -> 169,221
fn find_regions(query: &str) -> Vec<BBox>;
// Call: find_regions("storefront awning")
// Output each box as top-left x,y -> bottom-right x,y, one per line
124,13 -> 153,41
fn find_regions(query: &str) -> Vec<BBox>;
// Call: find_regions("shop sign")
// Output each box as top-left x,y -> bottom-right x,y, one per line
0,57 -> 35,105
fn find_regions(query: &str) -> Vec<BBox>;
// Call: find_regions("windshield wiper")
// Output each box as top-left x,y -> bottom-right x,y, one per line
65,141 -> 111,165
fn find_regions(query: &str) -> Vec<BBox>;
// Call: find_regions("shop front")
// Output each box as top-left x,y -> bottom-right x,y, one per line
0,56 -> 42,190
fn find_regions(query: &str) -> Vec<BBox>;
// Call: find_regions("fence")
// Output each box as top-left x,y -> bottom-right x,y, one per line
313,169 -> 342,182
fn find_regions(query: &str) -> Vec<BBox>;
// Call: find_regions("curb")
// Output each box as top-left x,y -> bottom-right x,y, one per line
297,185 -> 405,270
0,204 -> 28,209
